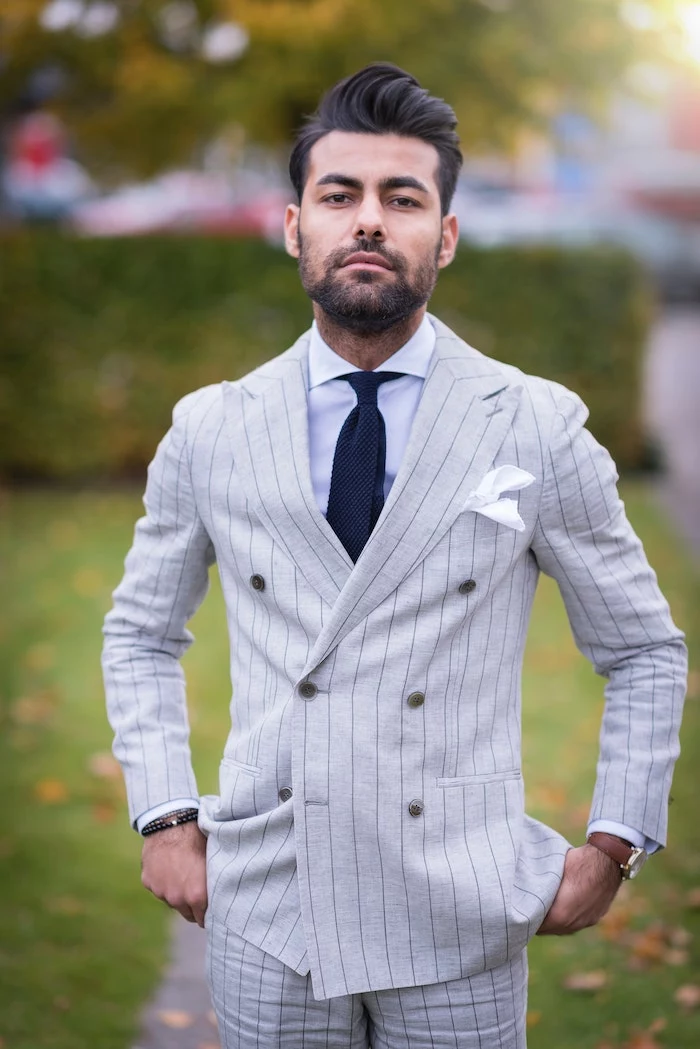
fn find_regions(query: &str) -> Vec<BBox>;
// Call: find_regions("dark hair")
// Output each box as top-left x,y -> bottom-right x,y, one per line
289,63 -> 462,216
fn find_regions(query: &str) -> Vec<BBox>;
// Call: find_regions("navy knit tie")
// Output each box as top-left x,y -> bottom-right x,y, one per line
326,371 -> 404,563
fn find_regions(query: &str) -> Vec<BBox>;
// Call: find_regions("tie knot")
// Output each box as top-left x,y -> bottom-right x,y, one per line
343,370 -> 404,405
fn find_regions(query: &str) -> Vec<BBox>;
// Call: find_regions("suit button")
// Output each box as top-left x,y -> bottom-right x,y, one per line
278,786 -> 293,803
458,579 -> 477,595
250,574 -> 265,591
298,681 -> 318,700
408,799 -> 424,817
407,691 -> 425,708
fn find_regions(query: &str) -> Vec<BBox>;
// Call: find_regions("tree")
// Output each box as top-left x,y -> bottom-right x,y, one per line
0,0 -> 688,179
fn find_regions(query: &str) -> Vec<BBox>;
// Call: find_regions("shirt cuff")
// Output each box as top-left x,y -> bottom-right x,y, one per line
587,819 -> 661,856
135,798 -> 200,834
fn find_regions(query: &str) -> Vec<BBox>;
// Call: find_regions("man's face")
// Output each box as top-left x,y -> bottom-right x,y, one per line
284,131 -> 458,334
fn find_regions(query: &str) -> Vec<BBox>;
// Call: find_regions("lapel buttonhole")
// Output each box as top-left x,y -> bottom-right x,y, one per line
481,385 -> 509,402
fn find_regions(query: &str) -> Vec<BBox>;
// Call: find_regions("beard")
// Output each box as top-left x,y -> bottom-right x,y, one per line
298,235 -> 441,335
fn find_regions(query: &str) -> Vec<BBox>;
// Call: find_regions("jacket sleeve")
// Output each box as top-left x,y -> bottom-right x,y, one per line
530,389 -> 687,847
102,396 -> 216,827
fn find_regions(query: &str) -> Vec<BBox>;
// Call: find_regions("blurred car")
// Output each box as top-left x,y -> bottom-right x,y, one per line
69,171 -> 289,242
192,191 -> 288,242
454,187 -> 700,299
69,171 -> 234,235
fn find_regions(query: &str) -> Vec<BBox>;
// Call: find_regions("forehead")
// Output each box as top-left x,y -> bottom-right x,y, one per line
306,131 -> 440,192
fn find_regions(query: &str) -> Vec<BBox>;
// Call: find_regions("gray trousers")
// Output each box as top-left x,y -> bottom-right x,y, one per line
207,919 -> 528,1049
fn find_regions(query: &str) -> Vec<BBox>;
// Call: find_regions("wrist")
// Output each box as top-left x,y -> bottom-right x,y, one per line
141,807 -> 199,837
142,818 -> 204,849
585,841 -> 623,880
586,831 -> 648,880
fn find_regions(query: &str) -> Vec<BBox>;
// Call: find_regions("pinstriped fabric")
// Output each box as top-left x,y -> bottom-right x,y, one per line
103,314 -> 687,1002
207,920 -> 527,1048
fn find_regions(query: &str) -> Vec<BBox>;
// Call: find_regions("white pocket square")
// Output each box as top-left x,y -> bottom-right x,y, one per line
462,465 -> 535,532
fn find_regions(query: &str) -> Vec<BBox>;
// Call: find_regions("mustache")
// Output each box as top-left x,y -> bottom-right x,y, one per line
328,238 -> 406,272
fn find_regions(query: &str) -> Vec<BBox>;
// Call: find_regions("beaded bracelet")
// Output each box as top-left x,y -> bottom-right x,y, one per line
141,808 -> 199,836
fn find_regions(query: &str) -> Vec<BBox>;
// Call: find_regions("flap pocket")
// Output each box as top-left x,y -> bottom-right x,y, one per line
436,768 -> 521,788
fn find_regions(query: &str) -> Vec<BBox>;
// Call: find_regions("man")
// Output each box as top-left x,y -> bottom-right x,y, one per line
103,64 -> 687,1048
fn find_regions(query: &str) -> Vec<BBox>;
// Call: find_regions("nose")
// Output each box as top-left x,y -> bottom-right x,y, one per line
352,196 -> 385,241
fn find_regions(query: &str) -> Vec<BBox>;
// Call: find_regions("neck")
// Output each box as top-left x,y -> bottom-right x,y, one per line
313,307 -> 426,371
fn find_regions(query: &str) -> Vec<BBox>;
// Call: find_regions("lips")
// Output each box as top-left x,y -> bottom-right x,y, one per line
340,252 -> 393,271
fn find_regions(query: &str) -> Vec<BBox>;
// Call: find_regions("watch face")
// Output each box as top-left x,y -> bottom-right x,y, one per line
626,847 -> 648,879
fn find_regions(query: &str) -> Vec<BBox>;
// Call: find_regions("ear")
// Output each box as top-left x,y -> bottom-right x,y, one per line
437,213 -> 459,270
284,204 -> 300,258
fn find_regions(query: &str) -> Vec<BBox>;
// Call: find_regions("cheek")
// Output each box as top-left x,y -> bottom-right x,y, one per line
391,218 -> 442,255
299,221 -> 336,259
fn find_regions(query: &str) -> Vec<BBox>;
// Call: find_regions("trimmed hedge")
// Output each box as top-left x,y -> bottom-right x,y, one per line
0,234 -> 653,480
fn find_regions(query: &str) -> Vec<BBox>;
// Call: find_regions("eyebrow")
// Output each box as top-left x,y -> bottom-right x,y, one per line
315,173 -> 430,194
380,176 -> 429,194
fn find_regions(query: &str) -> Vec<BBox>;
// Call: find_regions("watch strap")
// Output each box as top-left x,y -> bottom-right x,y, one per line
587,831 -> 634,867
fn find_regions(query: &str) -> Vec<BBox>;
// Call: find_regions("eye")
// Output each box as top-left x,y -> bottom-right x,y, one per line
392,197 -> 419,208
322,193 -> 351,205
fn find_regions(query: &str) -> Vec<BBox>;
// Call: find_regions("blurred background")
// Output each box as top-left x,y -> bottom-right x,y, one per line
1,3 -> 699,1048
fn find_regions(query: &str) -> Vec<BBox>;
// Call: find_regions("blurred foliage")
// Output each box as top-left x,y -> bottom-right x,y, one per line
0,232 -> 652,480
0,0 -> 686,179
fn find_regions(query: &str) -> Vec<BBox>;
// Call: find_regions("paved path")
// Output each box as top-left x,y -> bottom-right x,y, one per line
644,306 -> 700,554
131,305 -> 700,1049
133,920 -> 214,1049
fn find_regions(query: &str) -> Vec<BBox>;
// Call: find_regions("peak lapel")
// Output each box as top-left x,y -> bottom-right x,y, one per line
302,322 -> 523,673
222,335 -> 353,608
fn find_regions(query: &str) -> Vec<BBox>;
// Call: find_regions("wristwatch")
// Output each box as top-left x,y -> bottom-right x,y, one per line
587,832 -> 648,880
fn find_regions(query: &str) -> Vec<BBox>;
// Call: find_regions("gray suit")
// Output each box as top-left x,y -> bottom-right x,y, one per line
103,316 -> 686,1002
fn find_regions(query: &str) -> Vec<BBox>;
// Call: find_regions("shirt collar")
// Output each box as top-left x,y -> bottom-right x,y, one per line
308,314 -> 436,390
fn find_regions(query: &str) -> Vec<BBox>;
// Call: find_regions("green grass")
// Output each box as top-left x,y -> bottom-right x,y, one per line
0,484 -> 697,1048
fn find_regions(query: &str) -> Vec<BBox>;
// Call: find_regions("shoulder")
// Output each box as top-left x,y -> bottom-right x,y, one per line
173,383 -> 222,423
500,361 -> 589,428
436,329 -> 588,442
430,313 -> 586,422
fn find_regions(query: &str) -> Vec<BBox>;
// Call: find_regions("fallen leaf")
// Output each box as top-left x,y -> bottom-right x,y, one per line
22,642 -> 56,672
674,984 -> 700,1010
157,1010 -> 194,1029
628,923 -> 667,966
685,887 -> 700,909
92,802 -> 117,824
88,752 -> 122,779
34,779 -> 69,804
648,1019 -> 667,1034
568,802 -> 592,829
527,646 -> 579,673
563,969 -> 608,992
12,692 -> 57,726
663,948 -> 689,966
622,1031 -> 662,1049
526,1011 -> 541,1028
669,926 -> 693,948
599,897 -> 636,940
72,566 -> 105,597
529,784 -> 568,811
46,896 -> 83,916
